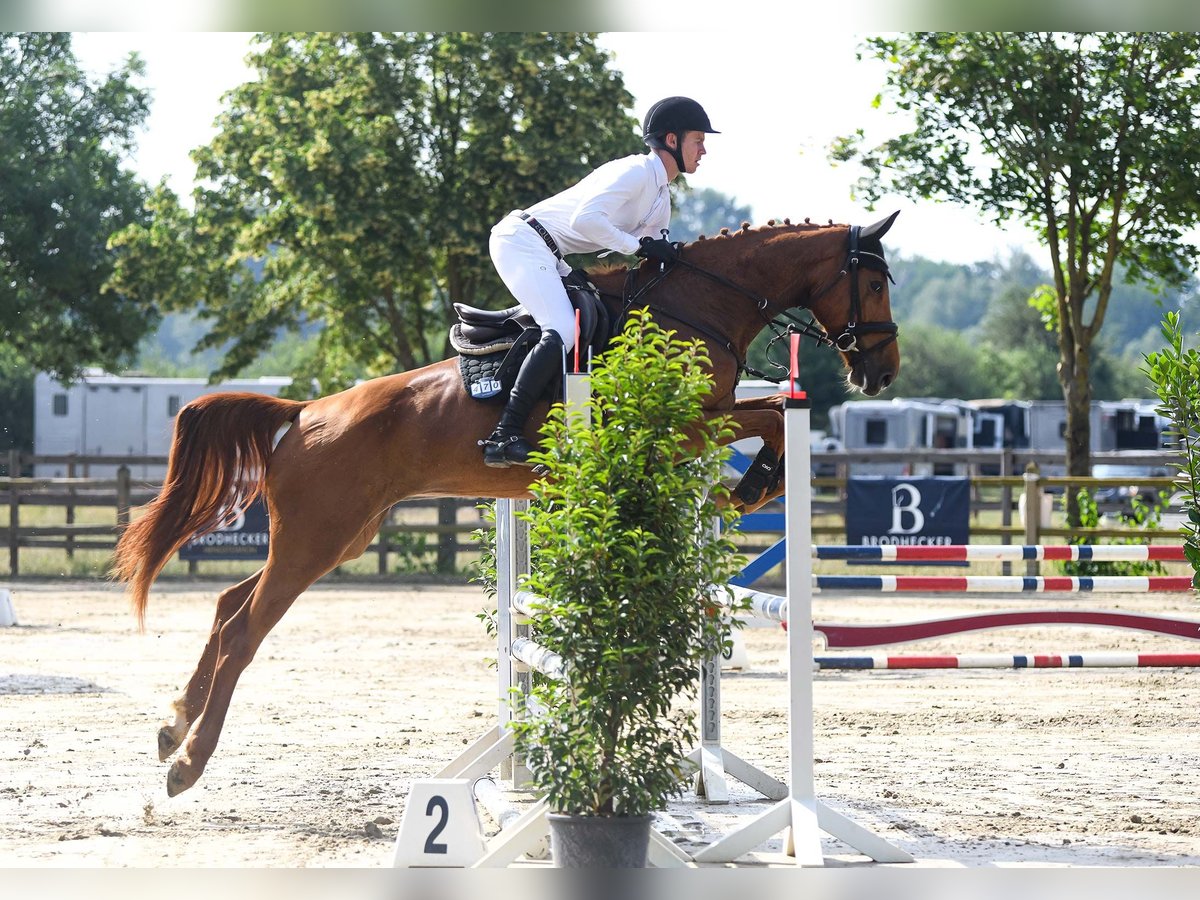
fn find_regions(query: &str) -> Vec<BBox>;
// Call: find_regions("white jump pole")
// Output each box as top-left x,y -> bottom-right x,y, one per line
694,334 -> 913,866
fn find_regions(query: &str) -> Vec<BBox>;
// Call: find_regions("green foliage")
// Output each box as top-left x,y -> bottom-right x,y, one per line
0,32 -> 158,380
1142,311 -> 1200,587
876,322 -> 991,399
0,345 -> 33,465
835,32 -> 1200,497
509,310 -> 744,817
385,532 -> 438,576
109,33 -> 640,391
472,502 -> 499,645
1059,489 -> 1165,578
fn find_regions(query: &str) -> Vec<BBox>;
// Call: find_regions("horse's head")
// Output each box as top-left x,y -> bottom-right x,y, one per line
804,211 -> 901,396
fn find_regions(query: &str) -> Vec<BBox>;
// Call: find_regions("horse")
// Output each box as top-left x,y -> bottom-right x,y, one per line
112,211 -> 901,797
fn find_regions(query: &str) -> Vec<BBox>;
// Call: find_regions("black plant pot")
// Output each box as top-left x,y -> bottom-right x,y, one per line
546,813 -> 653,868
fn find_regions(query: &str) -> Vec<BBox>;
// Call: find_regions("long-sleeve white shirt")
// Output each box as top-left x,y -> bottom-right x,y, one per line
519,152 -> 672,257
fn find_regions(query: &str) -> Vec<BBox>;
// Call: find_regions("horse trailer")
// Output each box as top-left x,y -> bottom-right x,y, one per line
828,398 -> 974,476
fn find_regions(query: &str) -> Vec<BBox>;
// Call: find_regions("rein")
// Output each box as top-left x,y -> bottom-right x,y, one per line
612,226 -> 899,383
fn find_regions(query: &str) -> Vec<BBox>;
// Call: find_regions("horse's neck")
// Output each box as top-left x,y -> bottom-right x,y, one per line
587,226 -> 844,352
668,228 -> 843,348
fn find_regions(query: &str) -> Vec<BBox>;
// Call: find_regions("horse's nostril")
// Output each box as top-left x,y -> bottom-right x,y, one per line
879,374 -> 893,390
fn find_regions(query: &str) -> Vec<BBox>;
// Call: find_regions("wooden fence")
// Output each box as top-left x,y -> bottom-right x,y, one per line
2,451 -> 487,577
1,448 -> 1186,578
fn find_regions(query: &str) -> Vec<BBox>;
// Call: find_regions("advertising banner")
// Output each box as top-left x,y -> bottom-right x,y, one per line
179,498 -> 270,560
846,477 -> 969,547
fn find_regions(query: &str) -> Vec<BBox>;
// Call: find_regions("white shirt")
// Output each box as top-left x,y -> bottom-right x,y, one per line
518,153 -> 672,257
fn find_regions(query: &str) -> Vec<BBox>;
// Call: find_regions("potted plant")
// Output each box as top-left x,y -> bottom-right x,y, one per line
509,309 -> 744,867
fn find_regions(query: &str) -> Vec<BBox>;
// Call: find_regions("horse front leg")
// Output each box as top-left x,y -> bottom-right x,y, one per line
715,400 -> 787,513
157,571 -> 262,761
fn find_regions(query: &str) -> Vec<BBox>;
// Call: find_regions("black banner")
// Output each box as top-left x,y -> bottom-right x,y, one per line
179,498 -> 270,560
846,477 -> 969,547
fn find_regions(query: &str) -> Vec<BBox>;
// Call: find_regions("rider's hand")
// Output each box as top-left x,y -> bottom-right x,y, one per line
636,236 -> 679,264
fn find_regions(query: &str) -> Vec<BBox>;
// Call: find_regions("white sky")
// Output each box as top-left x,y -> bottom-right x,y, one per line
72,30 -> 1047,266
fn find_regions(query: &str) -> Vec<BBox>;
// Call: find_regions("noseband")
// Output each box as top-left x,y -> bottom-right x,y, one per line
627,225 -> 898,382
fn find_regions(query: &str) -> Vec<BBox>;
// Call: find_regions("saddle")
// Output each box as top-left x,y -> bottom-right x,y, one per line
450,272 -> 613,401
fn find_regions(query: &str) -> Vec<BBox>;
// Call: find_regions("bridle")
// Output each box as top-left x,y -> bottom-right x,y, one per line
618,225 -> 898,382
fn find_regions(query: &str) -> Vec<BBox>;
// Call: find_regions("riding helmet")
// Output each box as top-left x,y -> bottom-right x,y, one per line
642,96 -> 719,145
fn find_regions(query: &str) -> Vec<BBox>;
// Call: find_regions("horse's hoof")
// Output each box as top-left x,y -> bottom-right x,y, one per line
157,727 -> 181,761
166,761 -> 193,797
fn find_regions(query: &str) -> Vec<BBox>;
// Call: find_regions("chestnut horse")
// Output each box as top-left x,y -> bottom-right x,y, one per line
113,212 -> 901,796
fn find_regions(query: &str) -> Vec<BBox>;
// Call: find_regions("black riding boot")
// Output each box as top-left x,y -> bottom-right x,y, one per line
481,330 -> 564,468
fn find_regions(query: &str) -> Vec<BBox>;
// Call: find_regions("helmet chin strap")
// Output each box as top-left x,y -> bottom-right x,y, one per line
665,132 -> 686,175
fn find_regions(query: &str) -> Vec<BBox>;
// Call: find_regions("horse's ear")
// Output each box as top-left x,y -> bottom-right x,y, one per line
860,210 -> 900,242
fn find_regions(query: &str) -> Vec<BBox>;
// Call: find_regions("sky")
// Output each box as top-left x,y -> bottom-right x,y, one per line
71,31 -> 1048,267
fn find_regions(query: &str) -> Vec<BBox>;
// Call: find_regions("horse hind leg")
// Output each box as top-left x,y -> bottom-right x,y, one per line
157,571 -> 262,761
165,566 -> 311,796
165,510 -> 387,797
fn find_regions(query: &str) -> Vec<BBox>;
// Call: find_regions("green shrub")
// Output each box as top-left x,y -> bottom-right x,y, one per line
1143,311 -> 1200,587
1059,488 -> 1165,577
510,308 -> 744,817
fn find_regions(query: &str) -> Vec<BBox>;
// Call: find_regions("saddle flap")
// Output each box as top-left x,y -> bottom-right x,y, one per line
457,327 -> 541,399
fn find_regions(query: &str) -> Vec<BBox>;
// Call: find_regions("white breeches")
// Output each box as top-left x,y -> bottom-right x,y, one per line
489,220 -> 577,352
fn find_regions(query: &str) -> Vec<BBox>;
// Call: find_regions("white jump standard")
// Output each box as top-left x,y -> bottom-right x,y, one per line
694,372 -> 913,866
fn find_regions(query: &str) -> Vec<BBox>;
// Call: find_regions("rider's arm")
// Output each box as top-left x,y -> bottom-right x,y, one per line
568,160 -> 664,256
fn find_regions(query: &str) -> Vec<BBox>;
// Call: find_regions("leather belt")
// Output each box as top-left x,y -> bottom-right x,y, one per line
516,211 -> 563,260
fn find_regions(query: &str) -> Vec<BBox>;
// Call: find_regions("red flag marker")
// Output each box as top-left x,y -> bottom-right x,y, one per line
789,333 -> 807,399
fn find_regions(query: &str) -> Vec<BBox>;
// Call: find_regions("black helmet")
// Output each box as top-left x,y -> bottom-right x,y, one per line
642,96 -> 719,144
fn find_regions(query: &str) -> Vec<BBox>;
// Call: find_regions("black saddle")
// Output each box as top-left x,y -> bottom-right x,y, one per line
450,272 -> 613,401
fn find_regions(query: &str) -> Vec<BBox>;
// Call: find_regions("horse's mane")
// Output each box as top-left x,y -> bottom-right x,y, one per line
691,217 -> 842,243
587,217 -> 848,278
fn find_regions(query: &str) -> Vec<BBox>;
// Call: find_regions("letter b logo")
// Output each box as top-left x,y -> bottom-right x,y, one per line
889,483 -> 924,534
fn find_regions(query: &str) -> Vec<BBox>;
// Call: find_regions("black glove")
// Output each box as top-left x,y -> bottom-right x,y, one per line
636,236 -> 679,264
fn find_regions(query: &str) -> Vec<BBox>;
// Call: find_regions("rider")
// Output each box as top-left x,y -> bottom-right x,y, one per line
480,96 -> 719,468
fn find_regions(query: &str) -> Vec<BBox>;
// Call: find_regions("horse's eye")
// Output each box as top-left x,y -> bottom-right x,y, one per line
870,280 -> 884,294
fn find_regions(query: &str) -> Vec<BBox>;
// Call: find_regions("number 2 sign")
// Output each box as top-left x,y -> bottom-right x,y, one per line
392,779 -> 487,867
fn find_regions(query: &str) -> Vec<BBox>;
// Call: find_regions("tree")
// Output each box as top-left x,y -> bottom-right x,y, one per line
110,33 -> 641,391
833,32 -> 1200,522
878,322 -> 990,400
0,345 -> 33,469
0,32 -> 155,381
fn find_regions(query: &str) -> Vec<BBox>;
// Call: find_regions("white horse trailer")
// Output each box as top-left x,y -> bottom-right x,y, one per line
828,398 -> 973,476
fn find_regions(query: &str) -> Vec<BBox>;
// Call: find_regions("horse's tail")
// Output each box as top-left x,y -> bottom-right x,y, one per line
112,392 -> 307,628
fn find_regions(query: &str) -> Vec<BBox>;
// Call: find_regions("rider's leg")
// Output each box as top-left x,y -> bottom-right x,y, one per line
482,329 -> 565,467
484,225 -> 576,468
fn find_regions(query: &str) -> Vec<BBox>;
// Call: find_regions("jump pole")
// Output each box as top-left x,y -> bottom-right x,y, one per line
694,334 -> 913,866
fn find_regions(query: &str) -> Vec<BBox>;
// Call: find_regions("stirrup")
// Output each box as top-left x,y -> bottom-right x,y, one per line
479,434 -> 539,469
